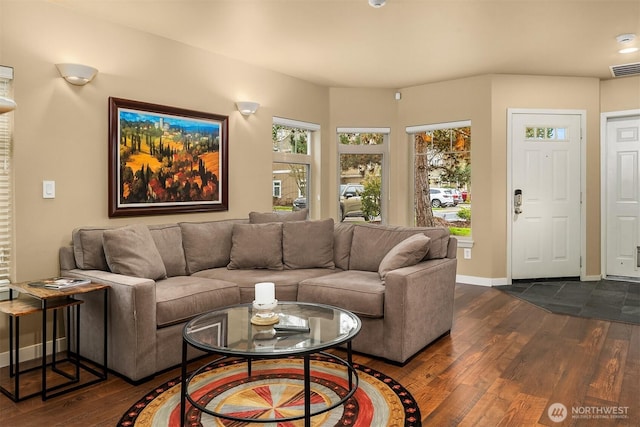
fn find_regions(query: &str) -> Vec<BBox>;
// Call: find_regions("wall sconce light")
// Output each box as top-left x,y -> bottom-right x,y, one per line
236,101 -> 260,116
56,63 -> 98,86
0,96 -> 16,114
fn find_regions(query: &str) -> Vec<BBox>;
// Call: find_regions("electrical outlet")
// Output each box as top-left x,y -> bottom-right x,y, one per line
463,248 -> 471,259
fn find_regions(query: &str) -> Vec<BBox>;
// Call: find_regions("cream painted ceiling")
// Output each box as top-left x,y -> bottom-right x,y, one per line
53,0 -> 640,88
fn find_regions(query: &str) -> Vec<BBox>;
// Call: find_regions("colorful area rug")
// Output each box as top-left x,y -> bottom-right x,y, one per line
118,355 -> 421,426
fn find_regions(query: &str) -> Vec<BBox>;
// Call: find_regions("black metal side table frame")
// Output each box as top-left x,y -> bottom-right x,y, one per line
0,283 -> 108,401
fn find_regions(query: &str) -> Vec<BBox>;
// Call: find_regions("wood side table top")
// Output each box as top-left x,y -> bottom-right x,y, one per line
0,297 -> 83,317
7,280 -> 109,300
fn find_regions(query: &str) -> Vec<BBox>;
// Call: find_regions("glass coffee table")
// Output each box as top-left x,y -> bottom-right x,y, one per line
180,301 -> 361,427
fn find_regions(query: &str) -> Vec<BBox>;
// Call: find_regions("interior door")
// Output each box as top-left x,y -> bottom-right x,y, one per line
510,112 -> 582,280
605,115 -> 640,280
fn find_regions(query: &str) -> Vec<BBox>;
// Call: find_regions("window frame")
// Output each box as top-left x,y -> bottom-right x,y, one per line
0,65 -> 14,295
272,117 -> 319,214
337,127 -> 389,223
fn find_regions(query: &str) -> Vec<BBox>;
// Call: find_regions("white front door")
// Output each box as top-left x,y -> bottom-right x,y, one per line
604,114 -> 640,280
510,112 -> 582,280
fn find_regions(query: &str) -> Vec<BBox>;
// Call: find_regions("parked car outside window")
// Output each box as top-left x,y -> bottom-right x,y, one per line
292,196 -> 307,211
429,188 -> 456,208
339,184 -> 365,221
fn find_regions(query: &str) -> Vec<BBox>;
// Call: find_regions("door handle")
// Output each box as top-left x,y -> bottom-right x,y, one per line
514,189 -> 523,214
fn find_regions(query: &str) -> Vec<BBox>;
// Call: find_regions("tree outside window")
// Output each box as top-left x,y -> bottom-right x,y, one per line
413,125 -> 471,236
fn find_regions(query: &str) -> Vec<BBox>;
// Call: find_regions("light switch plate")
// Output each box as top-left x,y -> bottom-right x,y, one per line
43,180 -> 55,199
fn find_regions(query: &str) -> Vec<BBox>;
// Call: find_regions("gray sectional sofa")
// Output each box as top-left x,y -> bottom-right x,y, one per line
59,210 -> 457,382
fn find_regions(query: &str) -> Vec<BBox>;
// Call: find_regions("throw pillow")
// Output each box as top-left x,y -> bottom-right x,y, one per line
249,209 -> 308,224
282,219 -> 335,269
102,224 -> 167,280
378,233 -> 431,279
228,223 -> 284,270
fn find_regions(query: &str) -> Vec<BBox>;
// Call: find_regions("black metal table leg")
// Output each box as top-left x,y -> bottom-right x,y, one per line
304,355 -> 311,427
180,339 -> 188,427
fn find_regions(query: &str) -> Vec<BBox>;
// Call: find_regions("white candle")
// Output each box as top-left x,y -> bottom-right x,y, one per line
255,282 -> 275,304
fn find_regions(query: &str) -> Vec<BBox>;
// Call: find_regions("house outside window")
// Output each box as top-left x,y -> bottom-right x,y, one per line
272,117 -> 319,213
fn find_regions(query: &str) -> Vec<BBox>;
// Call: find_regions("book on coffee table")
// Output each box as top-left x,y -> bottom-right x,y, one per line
28,277 -> 91,289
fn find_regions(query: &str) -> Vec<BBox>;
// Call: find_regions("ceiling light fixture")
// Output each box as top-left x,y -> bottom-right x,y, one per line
616,33 -> 638,54
56,63 -> 98,86
368,0 -> 386,8
619,47 -> 639,54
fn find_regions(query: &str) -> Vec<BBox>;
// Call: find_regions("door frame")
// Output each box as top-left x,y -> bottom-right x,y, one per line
506,108 -> 587,283
600,109 -> 640,280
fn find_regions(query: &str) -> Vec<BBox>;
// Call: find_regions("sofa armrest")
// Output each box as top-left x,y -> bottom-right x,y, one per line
60,268 -> 158,381
382,257 -> 457,363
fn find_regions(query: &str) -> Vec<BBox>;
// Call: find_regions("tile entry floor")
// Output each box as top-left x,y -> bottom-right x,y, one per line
495,278 -> 640,325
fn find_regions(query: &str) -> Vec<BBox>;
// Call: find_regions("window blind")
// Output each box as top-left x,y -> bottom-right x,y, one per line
0,67 -> 13,286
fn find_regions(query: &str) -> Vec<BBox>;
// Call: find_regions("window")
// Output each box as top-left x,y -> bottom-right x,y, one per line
407,121 -> 471,237
337,128 -> 388,223
0,66 -> 14,290
272,180 -> 282,198
272,117 -> 319,213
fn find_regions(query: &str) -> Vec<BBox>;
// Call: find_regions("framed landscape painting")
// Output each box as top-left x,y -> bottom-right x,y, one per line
108,97 -> 228,217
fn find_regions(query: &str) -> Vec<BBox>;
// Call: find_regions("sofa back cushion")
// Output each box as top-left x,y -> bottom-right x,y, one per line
349,224 -> 450,272
179,219 -> 247,274
149,224 -> 187,277
282,219 -> 335,269
72,226 -> 110,270
333,222 -> 354,270
102,224 -> 167,280
249,209 -> 308,224
228,223 -> 284,270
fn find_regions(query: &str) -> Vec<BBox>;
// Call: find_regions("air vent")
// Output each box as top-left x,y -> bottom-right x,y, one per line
610,62 -> 640,78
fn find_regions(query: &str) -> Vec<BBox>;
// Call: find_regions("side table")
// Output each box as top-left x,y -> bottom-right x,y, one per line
0,280 -> 109,401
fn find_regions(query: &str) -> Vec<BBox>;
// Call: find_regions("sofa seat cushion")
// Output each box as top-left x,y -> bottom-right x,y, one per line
297,271 -> 385,318
155,276 -> 240,328
193,267 -> 340,303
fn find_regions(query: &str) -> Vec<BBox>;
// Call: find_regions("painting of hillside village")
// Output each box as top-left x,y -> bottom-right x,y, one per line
108,98 -> 228,216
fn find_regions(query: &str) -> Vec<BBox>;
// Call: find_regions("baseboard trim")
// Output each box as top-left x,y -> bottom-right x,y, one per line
0,338 -> 67,368
456,275 -> 509,287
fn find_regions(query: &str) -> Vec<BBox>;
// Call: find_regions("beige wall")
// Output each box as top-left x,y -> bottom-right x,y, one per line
491,75 -> 601,278
4,1 -> 329,283
1,1 -> 638,352
1,1 -> 330,351
600,76 -> 640,112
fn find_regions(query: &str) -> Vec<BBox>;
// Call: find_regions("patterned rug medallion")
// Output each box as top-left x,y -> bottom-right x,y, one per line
118,356 -> 421,427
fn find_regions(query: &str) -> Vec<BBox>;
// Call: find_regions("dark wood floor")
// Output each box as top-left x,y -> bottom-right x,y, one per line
1,284 -> 638,426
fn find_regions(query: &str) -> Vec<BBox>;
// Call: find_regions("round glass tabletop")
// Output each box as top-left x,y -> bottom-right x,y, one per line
183,301 -> 361,357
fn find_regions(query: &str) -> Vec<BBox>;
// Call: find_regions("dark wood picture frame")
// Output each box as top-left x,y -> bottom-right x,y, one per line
108,97 -> 229,217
